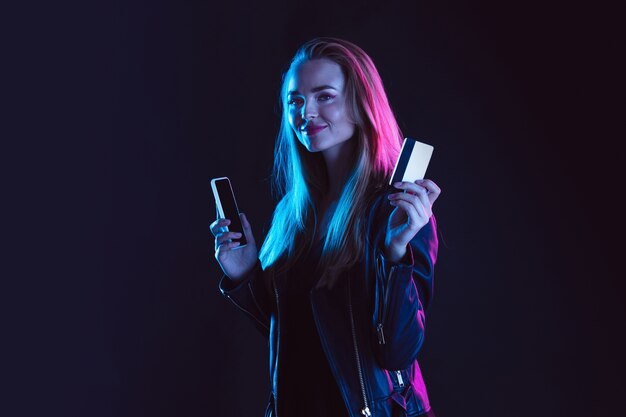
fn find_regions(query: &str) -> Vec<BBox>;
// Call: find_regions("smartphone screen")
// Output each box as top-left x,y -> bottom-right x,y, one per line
210,177 -> 248,247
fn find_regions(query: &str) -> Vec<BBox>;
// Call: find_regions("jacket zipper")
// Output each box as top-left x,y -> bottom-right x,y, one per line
383,265 -> 395,322
348,279 -> 372,416
376,255 -> 385,345
395,370 -> 404,387
374,258 -> 405,392
376,257 -> 397,345
376,323 -> 385,344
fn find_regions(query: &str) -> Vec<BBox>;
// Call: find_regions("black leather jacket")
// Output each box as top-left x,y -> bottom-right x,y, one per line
219,188 -> 438,417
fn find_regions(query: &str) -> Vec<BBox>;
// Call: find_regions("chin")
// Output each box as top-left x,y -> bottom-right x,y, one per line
308,140 -> 329,152
300,138 -> 321,152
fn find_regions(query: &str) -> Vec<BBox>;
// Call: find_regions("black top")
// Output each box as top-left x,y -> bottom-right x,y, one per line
278,239 -> 348,417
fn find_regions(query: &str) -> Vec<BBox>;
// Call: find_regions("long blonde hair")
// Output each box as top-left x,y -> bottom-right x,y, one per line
259,37 -> 404,288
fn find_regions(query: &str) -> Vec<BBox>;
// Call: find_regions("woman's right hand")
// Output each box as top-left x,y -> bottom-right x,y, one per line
210,212 -> 258,282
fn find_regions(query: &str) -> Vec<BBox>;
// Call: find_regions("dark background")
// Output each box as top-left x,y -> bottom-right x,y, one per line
7,0 -> 623,416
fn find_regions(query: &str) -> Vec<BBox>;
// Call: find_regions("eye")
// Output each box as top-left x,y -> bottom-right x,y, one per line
318,94 -> 335,102
287,96 -> 303,107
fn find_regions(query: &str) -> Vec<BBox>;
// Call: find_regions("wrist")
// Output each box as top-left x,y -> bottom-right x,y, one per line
384,244 -> 407,264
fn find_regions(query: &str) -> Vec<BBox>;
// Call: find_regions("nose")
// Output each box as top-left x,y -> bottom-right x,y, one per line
302,99 -> 318,122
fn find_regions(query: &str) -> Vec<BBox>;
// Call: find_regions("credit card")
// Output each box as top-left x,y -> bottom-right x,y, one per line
389,138 -> 434,185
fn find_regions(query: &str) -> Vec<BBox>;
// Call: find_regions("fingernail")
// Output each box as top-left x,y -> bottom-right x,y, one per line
393,182 -> 402,187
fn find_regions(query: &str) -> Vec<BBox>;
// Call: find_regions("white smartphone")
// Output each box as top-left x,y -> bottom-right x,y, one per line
389,137 -> 434,185
210,177 -> 247,248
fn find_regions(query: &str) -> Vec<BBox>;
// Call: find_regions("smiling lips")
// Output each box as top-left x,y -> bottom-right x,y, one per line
302,125 -> 327,136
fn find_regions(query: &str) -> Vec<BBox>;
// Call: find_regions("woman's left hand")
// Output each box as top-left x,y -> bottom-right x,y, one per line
384,179 -> 441,263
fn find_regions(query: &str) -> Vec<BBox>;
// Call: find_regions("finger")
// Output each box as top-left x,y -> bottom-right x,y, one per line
389,191 -> 424,219
216,231 -> 243,246
390,198 -> 427,230
401,195 -> 429,221
240,212 -> 251,230
219,240 -> 241,250
416,179 -> 441,205
210,218 -> 230,229
215,233 -> 242,253
390,199 -> 426,235
412,187 -> 433,218
393,181 -> 429,197
389,187 -> 429,212
215,240 -> 241,257
239,213 -> 256,245
210,218 -> 231,236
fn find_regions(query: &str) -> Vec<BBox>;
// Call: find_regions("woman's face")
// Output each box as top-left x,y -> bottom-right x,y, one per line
286,58 -> 356,155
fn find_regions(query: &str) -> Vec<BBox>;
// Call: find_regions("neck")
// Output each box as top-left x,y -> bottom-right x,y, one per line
321,140 -> 357,201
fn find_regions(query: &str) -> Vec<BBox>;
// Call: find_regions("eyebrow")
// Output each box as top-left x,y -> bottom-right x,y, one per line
288,85 -> 338,95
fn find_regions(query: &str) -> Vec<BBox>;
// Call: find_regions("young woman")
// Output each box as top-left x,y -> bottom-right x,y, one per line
210,37 -> 441,417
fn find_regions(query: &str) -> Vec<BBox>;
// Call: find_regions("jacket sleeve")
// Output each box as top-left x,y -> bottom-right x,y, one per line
218,259 -> 273,339
371,215 -> 438,371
